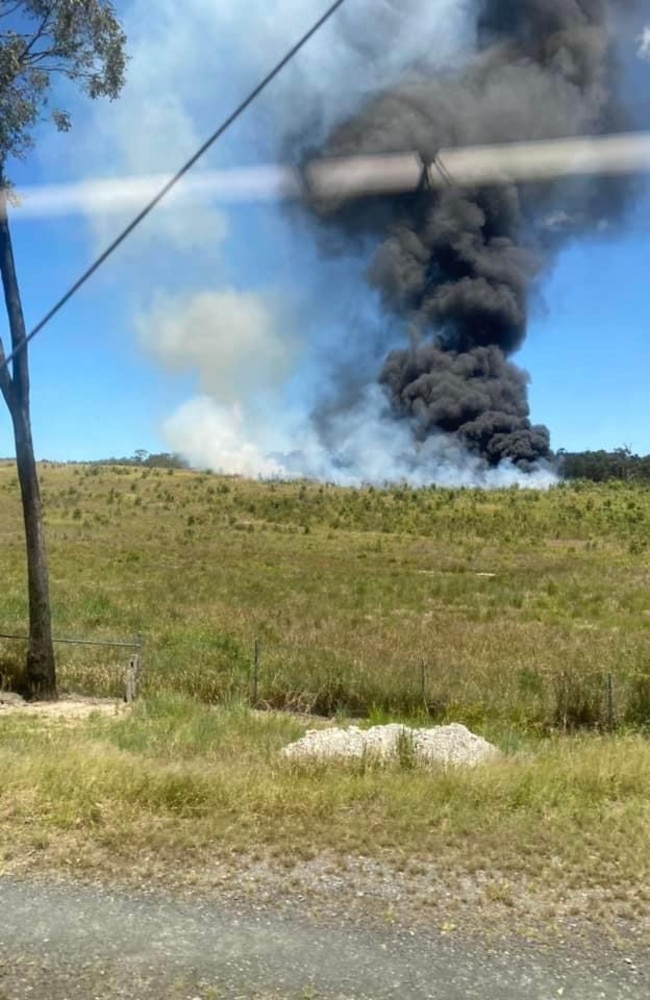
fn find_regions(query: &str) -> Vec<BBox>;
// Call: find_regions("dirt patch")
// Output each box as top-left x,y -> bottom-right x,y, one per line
0,694 -> 128,721
0,697 -> 341,726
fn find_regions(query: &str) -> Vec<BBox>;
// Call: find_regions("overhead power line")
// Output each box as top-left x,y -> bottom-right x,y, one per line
0,0 -> 348,377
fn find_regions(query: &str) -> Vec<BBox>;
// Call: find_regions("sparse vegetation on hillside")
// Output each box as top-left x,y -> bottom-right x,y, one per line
1,461 -> 649,731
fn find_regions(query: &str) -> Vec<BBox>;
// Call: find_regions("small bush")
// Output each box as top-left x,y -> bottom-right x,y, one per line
624,675 -> 650,728
552,671 -> 605,731
0,648 -> 28,697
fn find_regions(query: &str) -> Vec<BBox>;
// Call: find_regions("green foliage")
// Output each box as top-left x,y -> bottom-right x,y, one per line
551,671 -> 606,731
0,1 -> 127,168
559,446 -> 650,484
395,727 -> 417,770
624,675 -> 650,729
0,645 -> 27,694
91,452 -> 189,470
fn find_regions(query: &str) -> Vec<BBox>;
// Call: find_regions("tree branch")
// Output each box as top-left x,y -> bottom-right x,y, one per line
0,3 -> 25,19
20,8 -> 54,63
24,53 -> 74,69
28,61 -> 96,79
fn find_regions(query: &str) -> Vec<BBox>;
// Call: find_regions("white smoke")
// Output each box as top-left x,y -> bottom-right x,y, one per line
638,27 -> 650,60
163,386 -> 557,489
163,398 -> 285,479
64,0 -> 471,254
216,0 -> 473,141
134,288 -> 298,403
68,12 -> 230,257
61,0 -> 558,488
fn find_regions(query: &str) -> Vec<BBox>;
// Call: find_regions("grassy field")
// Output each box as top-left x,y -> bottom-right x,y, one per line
1,460 -> 649,730
1,461 -> 650,933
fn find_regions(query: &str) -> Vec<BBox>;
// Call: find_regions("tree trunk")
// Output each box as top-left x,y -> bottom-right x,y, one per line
0,187 -> 57,700
11,402 -> 56,698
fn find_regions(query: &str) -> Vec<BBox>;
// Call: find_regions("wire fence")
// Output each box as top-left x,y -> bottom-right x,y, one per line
0,632 -> 142,650
0,630 -> 143,701
241,635 -> 650,731
2,625 -> 649,729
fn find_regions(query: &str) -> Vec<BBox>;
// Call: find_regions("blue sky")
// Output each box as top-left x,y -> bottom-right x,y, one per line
0,0 -> 649,473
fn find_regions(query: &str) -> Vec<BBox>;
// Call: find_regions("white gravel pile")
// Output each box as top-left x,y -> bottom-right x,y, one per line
282,722 -> 499,768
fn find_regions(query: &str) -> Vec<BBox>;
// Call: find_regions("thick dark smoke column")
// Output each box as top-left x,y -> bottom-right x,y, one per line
309,0 -> 635,470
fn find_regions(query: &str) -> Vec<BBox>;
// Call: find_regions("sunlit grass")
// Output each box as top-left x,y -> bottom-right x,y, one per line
1,695 -> 649,930
1,461 -> 650,729
2,464 -> 649,930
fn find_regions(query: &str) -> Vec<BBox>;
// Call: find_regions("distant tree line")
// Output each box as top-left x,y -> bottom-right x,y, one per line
15,446 -> 649,483
558,447 -> 650,483
91,450 -> 189,470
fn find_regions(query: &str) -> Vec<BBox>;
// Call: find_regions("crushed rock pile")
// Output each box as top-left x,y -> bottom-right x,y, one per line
281,722 -> 500,768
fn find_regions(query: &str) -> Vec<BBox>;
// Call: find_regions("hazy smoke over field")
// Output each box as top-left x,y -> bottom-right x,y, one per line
304,0 -> 635,472
77,0 -> 642,485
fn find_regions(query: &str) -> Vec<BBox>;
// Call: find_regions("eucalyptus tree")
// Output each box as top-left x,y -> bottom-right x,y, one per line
0,1 -> 127,697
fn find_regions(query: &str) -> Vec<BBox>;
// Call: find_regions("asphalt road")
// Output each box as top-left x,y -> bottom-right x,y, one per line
0,877 -> 646,999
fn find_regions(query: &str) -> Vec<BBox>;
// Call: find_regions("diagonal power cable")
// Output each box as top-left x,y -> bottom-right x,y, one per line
0,0 -> 348,377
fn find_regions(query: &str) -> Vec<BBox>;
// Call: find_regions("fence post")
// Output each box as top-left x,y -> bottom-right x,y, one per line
420,658 -> 427,712
252,638 -> 260,707
125,638 -> 142,704
606,673 -> 615,731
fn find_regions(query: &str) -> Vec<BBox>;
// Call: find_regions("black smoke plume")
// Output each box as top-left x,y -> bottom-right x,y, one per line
306,0 -> 636,471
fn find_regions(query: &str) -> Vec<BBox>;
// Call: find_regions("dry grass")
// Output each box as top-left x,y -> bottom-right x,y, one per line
1,461 -> 650,729
1,462 -> 650,933
0,695 -> 649,937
